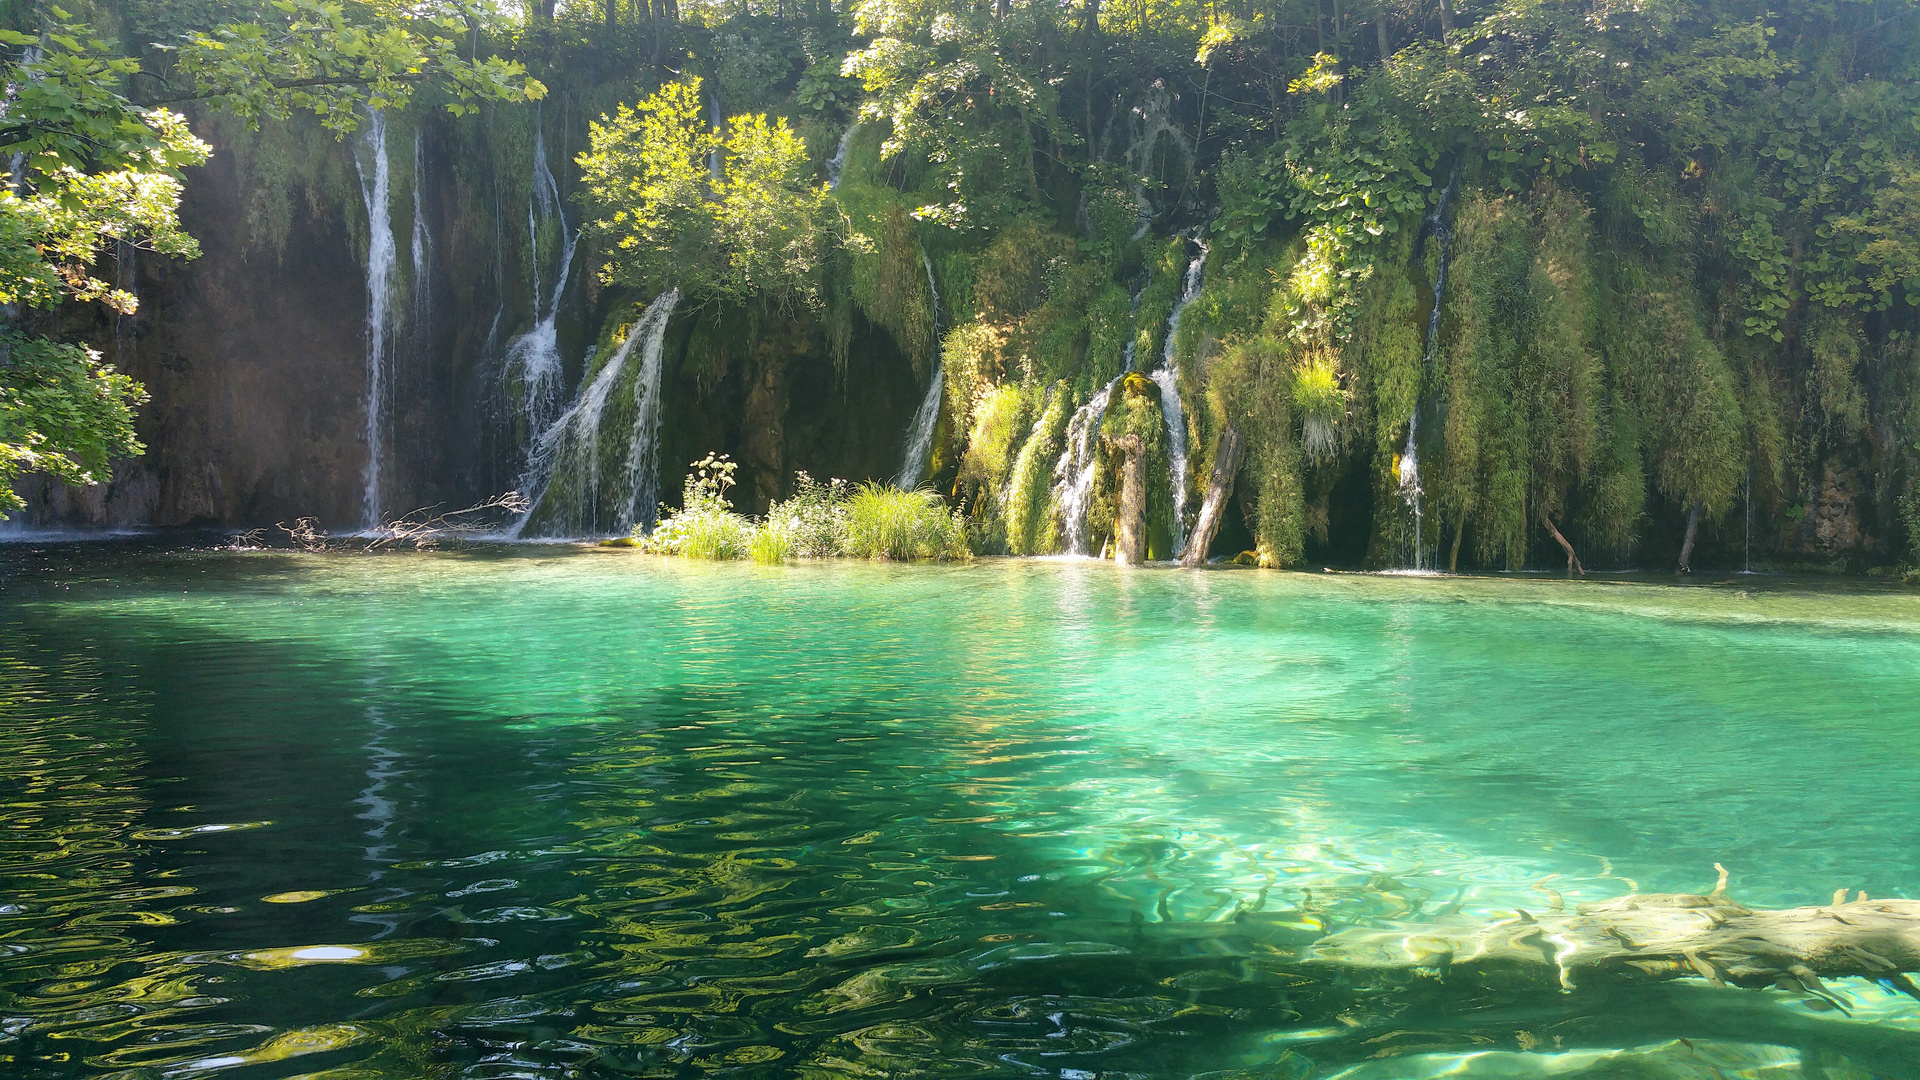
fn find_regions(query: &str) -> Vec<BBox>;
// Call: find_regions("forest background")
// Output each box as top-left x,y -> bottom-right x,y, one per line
4,0 -> 1918,573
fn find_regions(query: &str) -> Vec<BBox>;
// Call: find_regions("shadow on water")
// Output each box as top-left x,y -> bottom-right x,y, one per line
2,545 -> 1919,1077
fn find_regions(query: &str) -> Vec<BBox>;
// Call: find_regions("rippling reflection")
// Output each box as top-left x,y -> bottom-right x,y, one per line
3,546 -> 1920,1078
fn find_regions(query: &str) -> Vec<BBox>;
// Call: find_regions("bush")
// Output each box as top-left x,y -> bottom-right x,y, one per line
846,483 -> 971,560
765,471 -> 850,556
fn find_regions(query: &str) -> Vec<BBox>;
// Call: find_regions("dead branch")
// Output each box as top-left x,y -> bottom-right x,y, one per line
367,492 -> 530,550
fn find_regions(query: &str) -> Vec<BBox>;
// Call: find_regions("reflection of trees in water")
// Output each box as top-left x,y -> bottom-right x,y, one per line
8,569 -> 1920,1077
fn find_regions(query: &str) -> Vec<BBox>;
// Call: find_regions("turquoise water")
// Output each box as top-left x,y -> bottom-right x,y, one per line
4,544 -> 1920,1078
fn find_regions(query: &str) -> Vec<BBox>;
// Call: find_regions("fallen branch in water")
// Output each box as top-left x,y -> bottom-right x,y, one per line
1299,865 -> 1920,1011
368,492 -> 530,550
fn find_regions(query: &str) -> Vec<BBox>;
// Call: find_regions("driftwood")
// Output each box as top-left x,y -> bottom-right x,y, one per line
1300,867 -> 1920,1009
1108,433 -> 1146,565
1181,425 -> 1244,568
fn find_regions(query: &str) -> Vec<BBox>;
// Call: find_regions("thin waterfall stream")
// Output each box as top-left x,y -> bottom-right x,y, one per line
895,251 -> 944,489
826,123 -> 856,190
620,289 -> 684,532
504,121 -> 580,438
353,110 -> 398,529
1399,170 -> 1459,570
410,130 -> 431,340
1155,237 -> 1207,558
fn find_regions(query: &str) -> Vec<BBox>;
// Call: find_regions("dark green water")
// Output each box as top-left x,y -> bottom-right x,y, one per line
4,544 -> 1920,1079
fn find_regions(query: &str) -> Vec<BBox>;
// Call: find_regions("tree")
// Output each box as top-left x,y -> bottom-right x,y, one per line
577,76 -> 829,308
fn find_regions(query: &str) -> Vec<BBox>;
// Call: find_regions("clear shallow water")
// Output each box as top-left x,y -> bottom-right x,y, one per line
3,546 -> 1920,1079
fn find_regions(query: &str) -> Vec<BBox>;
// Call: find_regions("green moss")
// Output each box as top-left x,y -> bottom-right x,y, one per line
1004,384 -> 1069,555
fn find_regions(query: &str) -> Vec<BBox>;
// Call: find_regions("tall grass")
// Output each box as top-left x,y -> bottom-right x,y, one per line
749,522 -> 794,563
638,456 -> 969,562
846,483 -> 971,560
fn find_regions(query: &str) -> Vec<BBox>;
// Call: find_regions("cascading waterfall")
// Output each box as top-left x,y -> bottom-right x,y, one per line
503,122 -> 580,437
1052,375 -> 1123,554
826,123 -> 856,190
1155,236 -> 1208,557
353,110 -> 399,529
1052,278 -> 1149,555
894,251 -> 944,489
1399,170 -> 1459,570
508,289 -> 681,538
620,289 -> 684,532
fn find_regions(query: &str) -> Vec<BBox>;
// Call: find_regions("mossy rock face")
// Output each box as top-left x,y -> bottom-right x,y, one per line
1121,371 -> 1158,399
597,536 -> 640,548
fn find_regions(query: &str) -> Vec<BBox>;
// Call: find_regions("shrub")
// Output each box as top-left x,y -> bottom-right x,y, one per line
765,471 -> 850,557
846,483 -> 971,560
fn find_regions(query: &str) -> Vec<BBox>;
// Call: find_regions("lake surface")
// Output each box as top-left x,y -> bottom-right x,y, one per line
4,543 -> 1920,1078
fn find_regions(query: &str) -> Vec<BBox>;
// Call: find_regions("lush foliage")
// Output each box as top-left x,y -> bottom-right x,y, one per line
640,457 -> 967,561
577,77 -> 831,307
0,1 -> 542,515
14,0 -> 1920,570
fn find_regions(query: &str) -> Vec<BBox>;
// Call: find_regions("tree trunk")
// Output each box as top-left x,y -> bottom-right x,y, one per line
606,0 -> 618,31
1181,426 -> 1244,568
1110,434 -> 1146,566
1437,0 -> 1453,32
1448,515 -> 1465,573
1678,499 -> 1703,572
1302,868 -> 1920,1006
1376,17 -> 1389,59
1545,516 -> 1584,575
535,0 -> 556,18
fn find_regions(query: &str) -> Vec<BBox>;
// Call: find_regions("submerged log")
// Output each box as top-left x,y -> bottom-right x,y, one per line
1109,434 -> 1146,566
1301,867 -> 1920,1007
1181,425 -> 1244,568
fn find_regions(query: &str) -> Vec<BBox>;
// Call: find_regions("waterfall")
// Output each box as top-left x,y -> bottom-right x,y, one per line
410,131 -> 432,334
1156,237 -> 1208,557
114,239 -> 135,367
1051,279 -> 1148,554
826,123 -> 857,191
503,122 -> 580,437
1399,171 -> 1459,570
1052,376 -> 1122,554
894,251 -> 944,489
353,110 -> 399,530
620,290 -> 685,532
509,289 -> 681,538
1114,85 -> 1193,240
